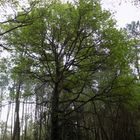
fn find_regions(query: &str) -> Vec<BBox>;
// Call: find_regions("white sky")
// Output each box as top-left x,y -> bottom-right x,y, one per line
101,0 -> 140,27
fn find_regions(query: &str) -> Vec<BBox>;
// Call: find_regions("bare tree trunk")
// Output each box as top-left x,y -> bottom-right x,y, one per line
39,105 -> 43,140
21,100 -> 25,140
24,100 -> 28,140
34,94 -> 39,140
3,102 -> 11,140
11,101 -> 14,140
12,81 -> 21,140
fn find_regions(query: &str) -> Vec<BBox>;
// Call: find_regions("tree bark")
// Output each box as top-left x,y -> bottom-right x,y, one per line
50,83 -> 60,140
12,81 -> 21,140
50,49 -> 61,140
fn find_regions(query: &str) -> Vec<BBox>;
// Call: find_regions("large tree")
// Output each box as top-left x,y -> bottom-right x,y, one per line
1,0 -> 137,140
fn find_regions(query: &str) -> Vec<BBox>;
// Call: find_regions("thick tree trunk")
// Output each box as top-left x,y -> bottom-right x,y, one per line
50,83 -> 59,140
50,50 -> 61,140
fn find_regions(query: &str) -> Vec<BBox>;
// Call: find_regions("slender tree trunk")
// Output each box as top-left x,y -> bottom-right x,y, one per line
12,81 -> 21,140
21,100 -> 25,140
39,106 -> 42,140
3,102 -> 11,140
11,101 -> 14,140
24,101 -> 28,140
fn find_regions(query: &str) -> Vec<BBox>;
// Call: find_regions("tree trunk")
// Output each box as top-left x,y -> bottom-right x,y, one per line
50,46 -> 62,140
50,83 -> 59,140
12,81 -> 21,140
